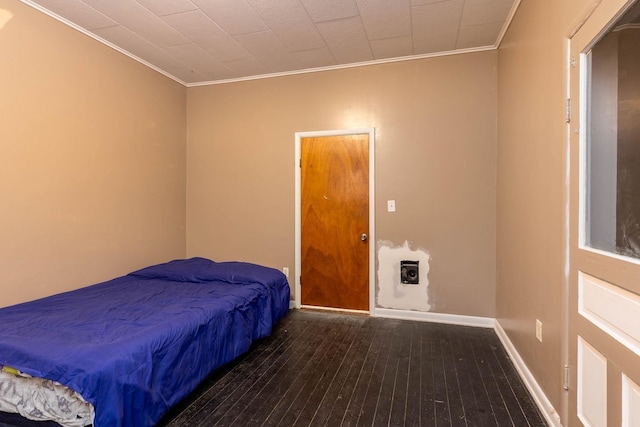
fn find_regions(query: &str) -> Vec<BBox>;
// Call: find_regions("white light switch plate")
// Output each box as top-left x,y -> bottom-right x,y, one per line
387,200 -> 396,212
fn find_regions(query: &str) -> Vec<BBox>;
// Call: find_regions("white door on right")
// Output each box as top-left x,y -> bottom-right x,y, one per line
569,0 -> 640,425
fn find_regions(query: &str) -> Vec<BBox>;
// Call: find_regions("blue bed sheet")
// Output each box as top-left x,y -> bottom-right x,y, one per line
0,258 -> 290,426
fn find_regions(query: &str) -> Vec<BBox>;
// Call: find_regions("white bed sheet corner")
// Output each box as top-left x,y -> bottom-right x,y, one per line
0,369 -> 94,427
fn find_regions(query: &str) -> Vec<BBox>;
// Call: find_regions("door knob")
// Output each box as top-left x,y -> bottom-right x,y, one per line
360,233 -> 368,241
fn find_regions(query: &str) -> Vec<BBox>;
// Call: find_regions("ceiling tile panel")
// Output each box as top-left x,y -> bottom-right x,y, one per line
162,11 -> 251,62
164,66 -> 209,84
356,0 -> 412,40
410,0 -> 453,5
134,0 -> 197,17
234,31 -> 301,72
24,0 -> 518,84
316,16 -> 373,64
222,57 -> 269,78
456,21 -> 504,48
300,0 -> 359,23
245,0 -> 305,22
191,0 -> 269,36
292,47 -> 337,69
460,0 -> 513,27
245,0 -> 326,51
269,22 -> 326,52
411,0 -> 464,54
163,44 -> 234,80
92,25 -> 186,68
370,36 -> 413,59
81,0 -> 190,47
30,0 -> 117,30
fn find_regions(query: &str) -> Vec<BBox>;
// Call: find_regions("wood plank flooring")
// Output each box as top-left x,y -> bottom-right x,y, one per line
159,309 -> 547,427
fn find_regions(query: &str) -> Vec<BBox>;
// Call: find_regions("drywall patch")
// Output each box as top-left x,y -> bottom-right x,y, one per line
377,240 -> 431,311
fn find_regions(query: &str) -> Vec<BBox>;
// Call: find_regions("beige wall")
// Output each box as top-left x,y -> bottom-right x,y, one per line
1,1 -> 496,319
497,0 -> 593,419
2,0 -> 598,420
7,0 -> 621,420
187,51 -> 497,318
0,1 -> 187,307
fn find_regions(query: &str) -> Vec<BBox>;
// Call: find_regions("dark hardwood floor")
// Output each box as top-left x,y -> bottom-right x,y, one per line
159,309 -> 547,427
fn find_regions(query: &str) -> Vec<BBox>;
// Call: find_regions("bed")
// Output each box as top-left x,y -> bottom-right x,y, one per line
0,257 -> 290,426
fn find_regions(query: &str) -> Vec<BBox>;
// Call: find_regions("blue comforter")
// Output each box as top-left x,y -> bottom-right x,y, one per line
0,257 -> 290,426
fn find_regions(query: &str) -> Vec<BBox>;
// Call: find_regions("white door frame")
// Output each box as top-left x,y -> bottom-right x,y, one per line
294,128 -> 376,314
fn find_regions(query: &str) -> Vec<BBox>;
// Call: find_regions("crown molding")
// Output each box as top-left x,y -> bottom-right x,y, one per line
496,0 -> 523,47
186,45 -> 497,87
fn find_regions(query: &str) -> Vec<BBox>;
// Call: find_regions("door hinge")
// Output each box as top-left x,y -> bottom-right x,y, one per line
570,56 -> 577,68
563,364 -> 570,391
566,98 -> 571,123
299,158 -> 302,168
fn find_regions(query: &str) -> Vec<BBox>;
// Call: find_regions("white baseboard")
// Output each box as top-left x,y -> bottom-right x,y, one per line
494,320 -> 563,427
289,300 -> 298,309
373,307 -> 495,328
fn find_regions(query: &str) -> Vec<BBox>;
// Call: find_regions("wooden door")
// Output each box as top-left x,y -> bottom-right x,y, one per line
567,1 -> 640,425
300,134 -> 369,311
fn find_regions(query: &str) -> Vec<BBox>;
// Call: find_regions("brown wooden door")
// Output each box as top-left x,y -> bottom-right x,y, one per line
300,134 -> 369,311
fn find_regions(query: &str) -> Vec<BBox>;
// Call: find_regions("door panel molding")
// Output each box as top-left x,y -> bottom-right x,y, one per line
577,336 -> 608,427
622,373 -> 640,427
579,272 -> 640,357
567,1 -> 640,425
294,128 -> 375,313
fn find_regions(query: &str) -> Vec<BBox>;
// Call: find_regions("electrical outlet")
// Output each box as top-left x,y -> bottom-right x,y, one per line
536,319 -> 543,342
283,267 -> 289,277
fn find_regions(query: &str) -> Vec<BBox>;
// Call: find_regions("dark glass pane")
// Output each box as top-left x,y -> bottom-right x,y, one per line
587,1 -> 640,259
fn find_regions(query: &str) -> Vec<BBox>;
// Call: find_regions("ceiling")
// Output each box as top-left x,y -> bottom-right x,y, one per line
24,0 -> 519,86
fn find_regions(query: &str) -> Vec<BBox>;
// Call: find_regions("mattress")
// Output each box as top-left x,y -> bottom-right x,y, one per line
0,367 -> 93,426
0,258 -> 290,426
